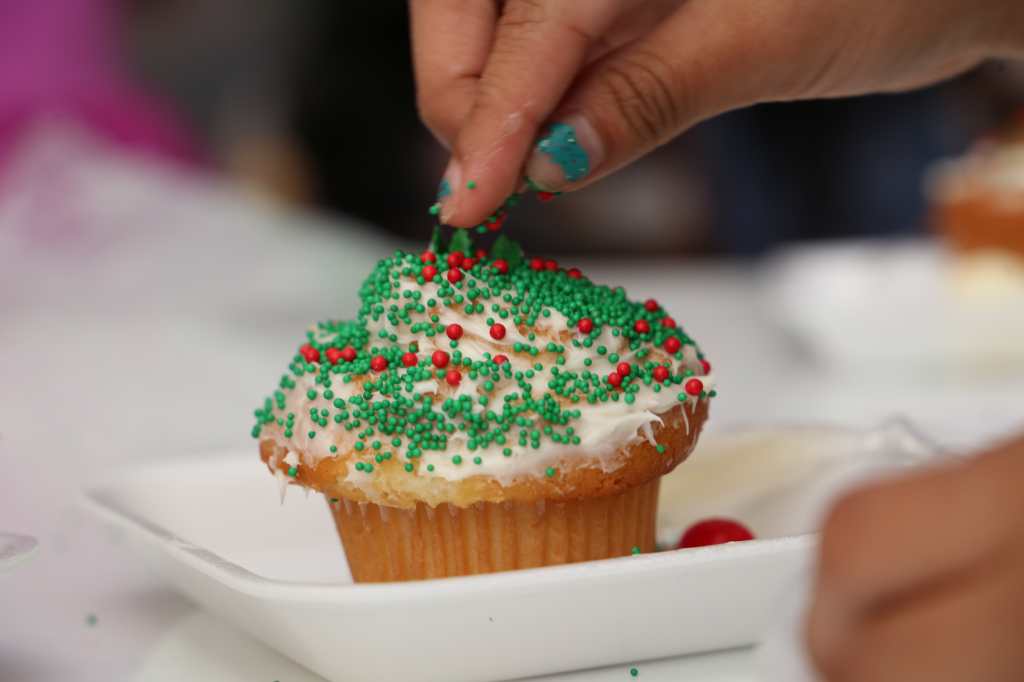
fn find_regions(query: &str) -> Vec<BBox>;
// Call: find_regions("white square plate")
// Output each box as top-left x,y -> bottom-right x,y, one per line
83,422 -> 937,682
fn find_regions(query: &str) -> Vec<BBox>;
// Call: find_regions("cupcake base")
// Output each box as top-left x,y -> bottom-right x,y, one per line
329,478 -> 660,582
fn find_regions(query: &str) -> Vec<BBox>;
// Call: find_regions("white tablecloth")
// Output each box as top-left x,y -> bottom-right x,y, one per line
2,125 -> 1022,682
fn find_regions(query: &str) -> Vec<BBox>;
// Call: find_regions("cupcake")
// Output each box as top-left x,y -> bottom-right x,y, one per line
252,238 -> 715,582
928,115 -> 1024,295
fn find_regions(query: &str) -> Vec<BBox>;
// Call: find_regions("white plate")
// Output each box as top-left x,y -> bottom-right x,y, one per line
763,239 -> 1024,371
82,423 -> 936,682
0,532 -> 38,572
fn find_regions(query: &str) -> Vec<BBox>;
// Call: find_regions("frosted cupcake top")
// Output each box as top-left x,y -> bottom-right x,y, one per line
929,141 -> 1024,207
252,235 -> 715,487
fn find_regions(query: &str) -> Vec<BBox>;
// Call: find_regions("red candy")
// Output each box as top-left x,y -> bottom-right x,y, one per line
475,249 -> 488,260
325,347 -> 344,365
530,257 -> 544,272
493,259 -> 509,275
661,316 -> 676,329
634,319 -> 650,334
664,337 -> 681,353
607,372 -> 622,388
490,323 -> 506,340
577,318 -> 594,334
370,355 -> 388,372
644,298 -> 659,312
677,518 -> 755,549
544,259 -> 558,271
445,369 -> 462,386
420,251 -> 437,263
447,269 -> 463,284
340,346 -> 357,363
299,344 -> 320,363
446,252 -> 464,268
616,362 -> 632,376
537,191 -> 555,202
653,366 -> 669,383
567,267 -> 582,279
487,214 -> 507,231
492,354 -> 509,365
700,359 -> 712,374
446,323 -> 464,340
401,352 -> 418,367
421,265 -> 438,281
685,378 -> 704,396
462,258 -> 476,270
431,350 -> 450,368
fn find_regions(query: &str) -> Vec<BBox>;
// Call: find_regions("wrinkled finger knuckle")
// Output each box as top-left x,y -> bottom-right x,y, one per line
596,50 -> 685,149
499,0 -> 548,33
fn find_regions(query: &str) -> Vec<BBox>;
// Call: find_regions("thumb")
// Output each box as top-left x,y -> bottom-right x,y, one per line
524,0 -> 779,193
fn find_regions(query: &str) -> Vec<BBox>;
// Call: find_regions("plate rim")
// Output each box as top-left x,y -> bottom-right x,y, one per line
80,420 -> 936,604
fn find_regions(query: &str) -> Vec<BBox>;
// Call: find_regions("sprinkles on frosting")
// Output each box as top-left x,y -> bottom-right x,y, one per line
252,233 -> 714,479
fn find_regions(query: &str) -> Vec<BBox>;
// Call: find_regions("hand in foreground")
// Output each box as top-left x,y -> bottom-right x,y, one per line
410,0 -> 1024,227
806,433 -> 1024,681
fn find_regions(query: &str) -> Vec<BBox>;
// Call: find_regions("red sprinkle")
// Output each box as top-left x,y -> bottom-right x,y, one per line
431,350 -> 450,368
661,316 -> 676,329
567,267 -> 582,279
616,362 -> 632,376
445,369 -> 462,386
577,318 -> 594,334
490,323 -> 506,340
325,347 -> 344,365
340,346 -> 357,363
420,251 -> 437,264
401,352 -> 418,367
446,323 -> 464,340
685,378 -> 704,396
544,259 -> 558,271
487,213 -> 507,231
607,372 -> 623,388
421,264 -> 438,281
475,249 -> 488,260
370,355 -> 388,372
644,298 -> 659,312
530,257 -> 544,272
537,191 -> 556,202
653,366 -> 670,383
461,258 -> 476,270
447,269 -> 463,284
664,337 -> 682,353
700,359 -> 712,374
677,519 -> 755,549
492,354 -> 509,365
446,252 -> 464,268
634,319 -> 651,334
299,344 -> 320,363
493,259 -> 509,275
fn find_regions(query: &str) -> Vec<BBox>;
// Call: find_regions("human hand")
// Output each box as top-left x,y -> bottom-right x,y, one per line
805,433 -> 1024,681
410,0 -> 1024,228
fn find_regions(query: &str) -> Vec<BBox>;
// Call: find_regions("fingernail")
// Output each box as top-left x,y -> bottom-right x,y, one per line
438,160 -> 461,224
524,116 -> 603,191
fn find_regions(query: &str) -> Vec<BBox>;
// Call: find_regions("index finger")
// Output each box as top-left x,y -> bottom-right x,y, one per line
410,0 -> 497,148
437,0 -> 621,227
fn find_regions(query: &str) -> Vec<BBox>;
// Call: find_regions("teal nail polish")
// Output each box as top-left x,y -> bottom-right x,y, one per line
535,122 -> 589,182
437,178 -> 452,200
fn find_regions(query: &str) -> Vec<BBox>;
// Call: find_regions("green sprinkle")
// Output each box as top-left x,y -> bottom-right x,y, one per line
545,466 -> 556,477
466,180 -> 477,189
630,546 -> 640,556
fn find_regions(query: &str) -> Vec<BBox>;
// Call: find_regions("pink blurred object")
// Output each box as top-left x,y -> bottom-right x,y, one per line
0,0 -> 202,171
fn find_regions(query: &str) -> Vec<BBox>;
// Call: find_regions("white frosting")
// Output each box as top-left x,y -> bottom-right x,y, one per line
266,266 -> 714,487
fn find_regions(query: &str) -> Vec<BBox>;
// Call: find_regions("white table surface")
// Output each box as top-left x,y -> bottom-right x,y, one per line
2,125 -> 1022,682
